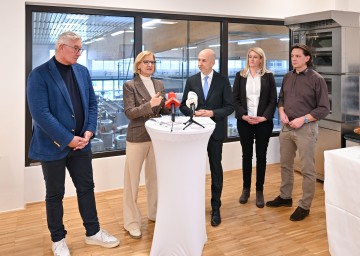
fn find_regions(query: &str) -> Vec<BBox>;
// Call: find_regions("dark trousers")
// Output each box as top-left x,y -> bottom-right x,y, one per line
41,149 -> 100,242
237,119 -> 273,191
207,137 -> 224,210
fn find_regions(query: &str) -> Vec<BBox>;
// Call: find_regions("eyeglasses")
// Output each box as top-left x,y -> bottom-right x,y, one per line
63,44 -> 84,54
142,60 -> 156,65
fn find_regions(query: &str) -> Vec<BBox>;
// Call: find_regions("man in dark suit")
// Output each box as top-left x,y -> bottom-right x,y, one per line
180,49 -> 234,226
27,31 -> 119,256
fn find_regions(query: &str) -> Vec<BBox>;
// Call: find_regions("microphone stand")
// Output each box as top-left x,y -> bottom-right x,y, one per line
183,106 -> 205,130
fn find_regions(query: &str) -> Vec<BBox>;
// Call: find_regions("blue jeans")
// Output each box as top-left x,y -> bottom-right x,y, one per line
41,149 -> 100,242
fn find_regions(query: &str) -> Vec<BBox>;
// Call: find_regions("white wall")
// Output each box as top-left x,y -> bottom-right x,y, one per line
2,0 -> 360,212
24,138 -> 280,203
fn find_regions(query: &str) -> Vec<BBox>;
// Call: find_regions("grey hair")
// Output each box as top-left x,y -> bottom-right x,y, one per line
55,31 -> 82,52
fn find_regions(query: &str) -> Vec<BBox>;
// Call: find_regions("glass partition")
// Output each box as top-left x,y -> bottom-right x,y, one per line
228,23 -> 289,137
31,12 -> 134,153
26,6 -> 288,165
143,19 -> 220,103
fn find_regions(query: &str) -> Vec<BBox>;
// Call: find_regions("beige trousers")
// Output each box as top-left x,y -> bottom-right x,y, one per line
279,122 -> 318,210
123,141 -> 157,231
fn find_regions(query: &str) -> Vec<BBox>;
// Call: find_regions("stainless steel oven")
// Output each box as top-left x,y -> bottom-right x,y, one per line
322,74 -> 339,121
321,74 -> 360,122
292,27 -> 360,74
293,28 -> 341,73
285,10 -> 360,180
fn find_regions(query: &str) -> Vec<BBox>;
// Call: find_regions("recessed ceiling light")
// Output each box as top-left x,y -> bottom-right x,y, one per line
237,40 -> 256,45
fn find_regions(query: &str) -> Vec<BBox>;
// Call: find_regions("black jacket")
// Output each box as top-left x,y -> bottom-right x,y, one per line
180,71 -> 234,140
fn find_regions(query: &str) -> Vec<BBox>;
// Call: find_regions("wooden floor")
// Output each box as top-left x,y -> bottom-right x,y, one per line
0,164 -> 330,256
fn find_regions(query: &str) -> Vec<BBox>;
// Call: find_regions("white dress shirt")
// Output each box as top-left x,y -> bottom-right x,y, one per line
246,70 -> 261,116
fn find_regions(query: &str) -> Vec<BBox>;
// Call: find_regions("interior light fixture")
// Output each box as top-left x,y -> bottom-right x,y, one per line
94,37 -> 104,41
209,44 -> 220,48
143,19 -> 178,27
83,40 -> 94,45
111,31 -> 124,36
157,20 -> 177,24
142,19 -> 161,27
237,40 -> 256,45
187,46 -> 197,49
280,38 -> 290,41
66,14 -> 88,20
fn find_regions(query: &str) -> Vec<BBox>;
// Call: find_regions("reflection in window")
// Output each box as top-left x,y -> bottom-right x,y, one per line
228,23 -> 289,137
143,19 -> 220,103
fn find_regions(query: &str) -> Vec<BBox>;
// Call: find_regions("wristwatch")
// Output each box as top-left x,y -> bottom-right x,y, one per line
304,116 -> 309,123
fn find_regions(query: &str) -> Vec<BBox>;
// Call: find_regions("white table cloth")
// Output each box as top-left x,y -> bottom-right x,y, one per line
324,146 -> 360,256
145,116 -> 215,256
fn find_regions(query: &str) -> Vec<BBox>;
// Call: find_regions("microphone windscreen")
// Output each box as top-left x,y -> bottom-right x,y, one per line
188,91 -> 198,100
165,91 -> 181,108
186,91 -> 198,108
165,99 -> 172,109
168,91 -> 176,99
173,98 -> 181,108
186,98 -> 197,108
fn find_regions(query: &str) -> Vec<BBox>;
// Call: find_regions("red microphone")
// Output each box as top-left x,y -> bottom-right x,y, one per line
165,92 -> 180,122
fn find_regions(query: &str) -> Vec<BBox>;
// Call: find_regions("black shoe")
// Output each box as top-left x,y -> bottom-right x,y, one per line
290,206 -> 310,221
266,195 -> 293,207
256,191 -> 264,208
239,188 -> 250,204
211,209 -> 221,226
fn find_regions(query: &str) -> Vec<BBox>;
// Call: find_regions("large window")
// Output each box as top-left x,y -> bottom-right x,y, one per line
227,23 -> 289,137
25,5 -> 288,165
28,10 -> 134,161
143,19 -> 220,99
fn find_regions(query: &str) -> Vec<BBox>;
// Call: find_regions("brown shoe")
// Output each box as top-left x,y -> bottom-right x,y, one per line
256,191 -> 265,208
239,188 -> 250,204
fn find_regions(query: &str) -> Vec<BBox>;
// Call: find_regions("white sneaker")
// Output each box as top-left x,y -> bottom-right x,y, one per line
129,228 -> 142,239
52,238 -> 70,256
85,229 -> 120,248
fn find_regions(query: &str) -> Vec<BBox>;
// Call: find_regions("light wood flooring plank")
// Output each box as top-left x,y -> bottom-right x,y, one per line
0,164 -> 329,256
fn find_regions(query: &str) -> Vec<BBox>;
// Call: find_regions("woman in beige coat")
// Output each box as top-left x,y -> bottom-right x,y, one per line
122,51 -> 170,239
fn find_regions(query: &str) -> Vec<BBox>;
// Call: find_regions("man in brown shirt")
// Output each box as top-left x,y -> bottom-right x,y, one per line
266,44 -> 330,221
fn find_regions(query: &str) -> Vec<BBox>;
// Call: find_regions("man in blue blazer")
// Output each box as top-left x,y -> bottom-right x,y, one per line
27,31 -> 119,256
180,49 -> 234,226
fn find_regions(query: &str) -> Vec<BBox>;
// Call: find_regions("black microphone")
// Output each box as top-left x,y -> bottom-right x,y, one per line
171,104 -> 175,121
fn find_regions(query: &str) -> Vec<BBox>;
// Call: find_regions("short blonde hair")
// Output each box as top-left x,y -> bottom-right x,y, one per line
240,47 -> 270,77
133,51 -> 156,74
